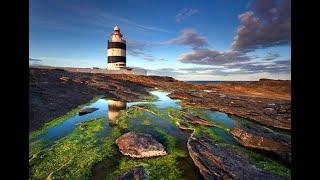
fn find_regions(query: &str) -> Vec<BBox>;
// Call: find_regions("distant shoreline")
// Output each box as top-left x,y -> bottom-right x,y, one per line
187,80 -> 256,84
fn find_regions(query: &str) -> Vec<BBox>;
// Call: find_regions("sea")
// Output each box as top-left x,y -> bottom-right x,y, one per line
187,81 -> 255,84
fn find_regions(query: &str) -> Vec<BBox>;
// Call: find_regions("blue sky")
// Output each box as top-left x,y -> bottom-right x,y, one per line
29,0 -> 291,81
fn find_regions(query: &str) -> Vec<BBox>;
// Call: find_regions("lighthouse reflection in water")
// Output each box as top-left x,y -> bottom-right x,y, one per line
107,100 -> 127,124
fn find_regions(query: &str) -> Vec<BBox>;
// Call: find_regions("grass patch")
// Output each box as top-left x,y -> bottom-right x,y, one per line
29,96 -> 103,140
29,117 -> 121,179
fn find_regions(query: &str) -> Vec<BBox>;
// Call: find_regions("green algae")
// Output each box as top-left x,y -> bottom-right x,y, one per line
137,93 -> 159,102
164,107 -> 226,143
193,126 -> 225,143
229,115 -> 291,136
29,118 -> 121,179
29,91 -> 291,179
164,107 -> 184,127
29,96 -> 103,140
116,104 -> 164,130
106,128 -> 187,180
183,107 -> 230,131
231,145 -> 291,177
104,105 -> 188,180
141,118 -> 152,125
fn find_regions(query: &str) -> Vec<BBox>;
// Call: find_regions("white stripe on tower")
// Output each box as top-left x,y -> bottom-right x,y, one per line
107,48 -> 126,56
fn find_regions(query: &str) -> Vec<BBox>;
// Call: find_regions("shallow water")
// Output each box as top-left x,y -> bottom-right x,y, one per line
207,111 -> 236,129
29,90 -> 253,179
31,91 -> 181,143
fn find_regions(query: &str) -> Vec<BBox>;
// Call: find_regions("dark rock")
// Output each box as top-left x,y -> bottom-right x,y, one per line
230,123 -> 291,164
116,166 -> 147,180
169,90 -> 291,131
183,112 -> 214,127
187,135 -> 284,180
116,132 -> 166,158
78,107 -> 99,116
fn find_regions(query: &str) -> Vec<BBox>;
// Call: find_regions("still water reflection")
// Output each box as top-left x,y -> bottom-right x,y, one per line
107,100 -> 127,122
31,91 -> 180,143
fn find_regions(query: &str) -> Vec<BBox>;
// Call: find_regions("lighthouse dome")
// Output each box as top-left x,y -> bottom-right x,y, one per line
114,25 -> 120,31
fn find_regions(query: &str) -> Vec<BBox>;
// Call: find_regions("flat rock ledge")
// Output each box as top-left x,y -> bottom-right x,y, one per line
115,166 -> 147,180
183,111 -> 214,126
116,132 -> 167,158
187,135 -> 284,180
230,123 -> 291,164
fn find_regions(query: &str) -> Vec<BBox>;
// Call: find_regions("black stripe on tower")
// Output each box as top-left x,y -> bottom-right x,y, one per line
108,56 -> 126,63
108,42 -> 126,49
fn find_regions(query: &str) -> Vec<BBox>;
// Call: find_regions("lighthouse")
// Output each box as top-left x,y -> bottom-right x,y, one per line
107,25 -> 126,70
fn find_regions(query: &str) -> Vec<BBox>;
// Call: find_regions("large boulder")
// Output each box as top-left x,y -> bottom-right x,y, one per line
187,135 -> 284,180
115,166 -> 147,180
116,132 -> 166,158
230,123 -> 291,164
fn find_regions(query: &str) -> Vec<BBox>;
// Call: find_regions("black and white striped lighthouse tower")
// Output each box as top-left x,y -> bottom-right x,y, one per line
107,25 -> 126,70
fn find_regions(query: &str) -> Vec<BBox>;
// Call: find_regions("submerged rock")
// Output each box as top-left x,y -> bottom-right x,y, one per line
78,107 -> 99,116
116,166 -> 147,180
230,123 -> 291,164
116,132 -> 166,158
187,135 -> 284,180
183,112 -> 214,127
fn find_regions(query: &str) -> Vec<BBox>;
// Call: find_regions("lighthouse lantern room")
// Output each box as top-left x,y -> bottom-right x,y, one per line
107,25 -> 126,70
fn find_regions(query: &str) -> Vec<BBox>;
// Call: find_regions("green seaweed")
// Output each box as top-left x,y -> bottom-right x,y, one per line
107,127 -> 187,180
141,118 -> 152,126
164,107 -> 184,127
137,93 -> 159,102
232,145 -> 291,177
29,118 -> 121,179
184,106 -> 211,120
193,126 -> 224,143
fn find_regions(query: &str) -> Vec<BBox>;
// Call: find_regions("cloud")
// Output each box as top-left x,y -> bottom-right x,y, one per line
175,8 -> 198,23
225,59 -> 291,74
178,49 -> 251,65
29,58 -> 43,62
169,29 -> 208,49
98,13 -> 171,33
263,51 -> 280,60
126,40 -> 159,61
149,59 -> 290,79
31,1 -> 171,34
29,57 -> 44,65
231,0 -> 291,52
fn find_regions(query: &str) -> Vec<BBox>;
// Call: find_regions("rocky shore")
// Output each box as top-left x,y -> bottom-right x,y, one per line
30,68 -> 291,132
30,67 -> 291,179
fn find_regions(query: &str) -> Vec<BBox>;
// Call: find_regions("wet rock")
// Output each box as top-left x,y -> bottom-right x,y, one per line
230,123 -> 291,164
78,107 -> 99,116
116,166 -> 147,180
178,121 -> 193,131
183,112 -> 214,127
116,132 -> 166,158
187,135 -> 284,180
169,90 -> 291,131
